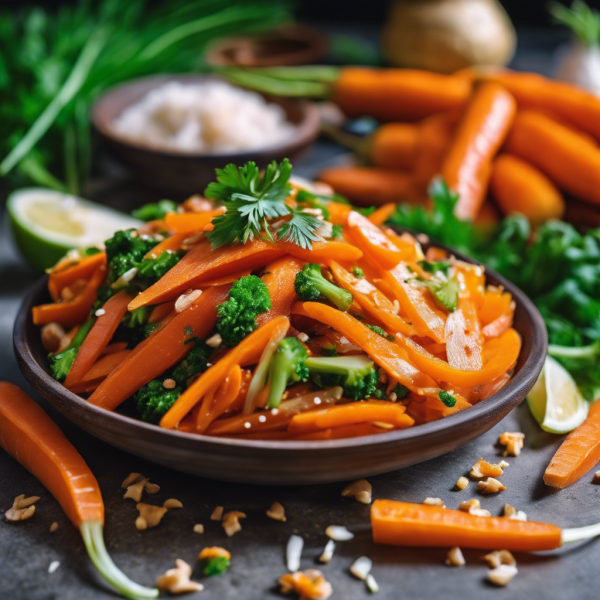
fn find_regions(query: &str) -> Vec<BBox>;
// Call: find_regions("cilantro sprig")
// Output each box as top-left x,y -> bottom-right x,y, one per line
205,159 -> 321,250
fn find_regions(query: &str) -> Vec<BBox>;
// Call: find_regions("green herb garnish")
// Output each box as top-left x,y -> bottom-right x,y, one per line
438,390 -> 457,407
365,323 -> 395,342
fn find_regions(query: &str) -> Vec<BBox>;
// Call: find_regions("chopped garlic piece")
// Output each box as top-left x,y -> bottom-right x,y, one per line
287,535 -> 304,572
350,556 -> 372,580
342,479 -> 372,505
325,525 -> 354,541
319,540 -> 335,564
445,547 -> 465,567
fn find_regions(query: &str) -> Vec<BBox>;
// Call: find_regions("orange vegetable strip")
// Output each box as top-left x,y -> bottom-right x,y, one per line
164,209 -> 225,234
148,302 -> 175,324
368,203 -> 396,227
200,269 -> 253,287
33,265 -> 106,328
129,240 -> 284,309
317,167 -> 415,207
100,342 -> 128,356
48,252 -> 107,302
144,233 -> 187,259
89,286 -> 229,411
196,365 -> 243,433
160,316 -> 290,429
445,303 -> 482,372
383,264 -> 447,344
0,382 -> 103,527
279,240 -> 362,263
504,110 -> 600,206
325,201 -> 352,225
478,288 -> 512,326
329,261 -> 415,337
490,154 -> 565,225
68,350 -> 132,395
287,401 -> 414,435
441,82 -> 517,219
544,400 -> 600,489
481,303 -> 514,339
256,257 -> 304,326
332,68 -> 471,122
395,327 -> 521,387
64,291 -> 133,387
370,123 -> 419,170
302,302 -> 439,392
345,211 -> 407,269
371,499 -> 562,551
291,422 -> 391,440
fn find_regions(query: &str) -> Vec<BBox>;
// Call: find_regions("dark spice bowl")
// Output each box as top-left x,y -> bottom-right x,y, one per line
91,74 -> 320,197
13,235 -> 547,485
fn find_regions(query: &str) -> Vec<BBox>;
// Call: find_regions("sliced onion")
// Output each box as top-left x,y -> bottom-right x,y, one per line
286,534 -> 304,572
277,387 -> 343,417
319,540 -> 335,563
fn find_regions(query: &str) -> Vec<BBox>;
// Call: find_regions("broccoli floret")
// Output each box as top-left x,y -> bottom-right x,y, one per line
48,316 -> 95,382
418,260 -> 451,276
304,355 -> 380,400
134,380 -> 181,423
104,229 -> 159,283
266,337 -> 309,409
132,199 -> 178,222
172,340 -> 212,386
294,264 -> 353,312
137,251 -> 183,285
216,275 -> 272,347
439,390 -> 457,407
365,323 -> 395,342
202,556 -> 230,577
331,224 -> 343,239
350,266 -> 364,278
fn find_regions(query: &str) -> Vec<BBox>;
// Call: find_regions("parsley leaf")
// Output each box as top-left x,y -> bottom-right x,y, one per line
410,275 -> 459,312
439,390 -> 457,407
277,209 -> 322,249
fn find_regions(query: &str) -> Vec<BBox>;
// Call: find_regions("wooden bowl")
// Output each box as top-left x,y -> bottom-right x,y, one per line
14,240 -> 547,485
91,74 -> 320,196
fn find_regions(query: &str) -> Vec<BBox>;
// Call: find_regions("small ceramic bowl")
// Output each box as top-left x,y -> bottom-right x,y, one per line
14,236 -> 547,485
91,74 -> 320,196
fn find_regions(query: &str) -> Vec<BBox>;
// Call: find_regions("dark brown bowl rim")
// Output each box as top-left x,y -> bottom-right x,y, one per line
13,235 -> 547,453
90,73 -> 321,159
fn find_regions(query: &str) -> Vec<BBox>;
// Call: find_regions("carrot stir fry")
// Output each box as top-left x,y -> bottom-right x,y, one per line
34,160 -> 521,440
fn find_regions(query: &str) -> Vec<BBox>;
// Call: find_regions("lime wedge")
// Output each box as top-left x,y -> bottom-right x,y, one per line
527,355 -> 589,434
7,188 -> 141,271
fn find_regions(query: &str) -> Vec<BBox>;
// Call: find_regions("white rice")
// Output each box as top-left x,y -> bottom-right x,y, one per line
113,80 -> 296,153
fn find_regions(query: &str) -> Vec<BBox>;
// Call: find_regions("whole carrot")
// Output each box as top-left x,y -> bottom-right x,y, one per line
441,82 -> 516,219
490,154 -> 565,225
370,123 -> 419,170
0,382 -> 157,599
504,110 -> 600,207
371,499 -> 600,551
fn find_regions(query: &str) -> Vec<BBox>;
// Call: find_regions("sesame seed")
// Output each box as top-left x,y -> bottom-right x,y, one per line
271,409 -> 279,416
244,422 -> 251,429
258,415 -> 267,423
389,392 -> 398,402
95,308 -> 106,317
163,379 -> 176,389
314,397 -> 322,405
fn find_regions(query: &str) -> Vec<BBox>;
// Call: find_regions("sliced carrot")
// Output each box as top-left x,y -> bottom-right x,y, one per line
371,499 -> 562,551
164,209 -> 225,234
200,269 -> 253,287
481,305 -> 514,339
0,382 -> 103,526
160,316 -> 290,429
64,291 -> 133,388
291,422 -> 391,440
33,265 -> 106,328
478,287 -> 512,326
196,365 -> 243,433
144,233 -> 187,259
257,256 -> 303,326
445,303 -> 482,372
325,202 -> 352,225
544,400 -> 600,489
89,286 -> 229,411
148,302 -> 175,324
368,203 -> 396,227
48,252 -> 107,302
129,240 -> 284,310
68,350 -> 132,395
100,341 -> 128,356
302,302 -> 439,392
370,123 -> 419,170
287,401 -> 414,435
279,240 -> 362,263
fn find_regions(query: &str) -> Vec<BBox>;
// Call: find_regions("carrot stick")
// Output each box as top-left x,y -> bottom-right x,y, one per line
287,401 -> 414,435
200,269 -> 253,287
160,316 -> 290,429
291,422 -> 390,440
490,154 -> 565,225
441,82 -> 516,220
279,240 -> 363,263
370,123 -> 419,170
144,233 -> 187,259
544,400 -> 600,489
196,365 -> 243,433
48,252 -> 107,302
325,201 -> 352,225
164,208 -> 225,234
129,240 -> 284,310
100,342 -> 128,356
33,265 -> 106,328
64,291 -> 133,387
89,286 -> 229,411
371,499 -> 561,551
148,302 -> 174,324
317,167 -> 415,207
0,382 -> 157,599
368,203 -> 396,227
332,68 -> 472,122
445,302 -> 482,372
302,302 -> 439,392
257,257 -> 304,326
68,350 -> 132,394
504,110 -> 600,207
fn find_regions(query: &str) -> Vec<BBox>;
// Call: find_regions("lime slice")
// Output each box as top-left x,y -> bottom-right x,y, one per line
527,355 -> 589,434
7,188 -> 141,271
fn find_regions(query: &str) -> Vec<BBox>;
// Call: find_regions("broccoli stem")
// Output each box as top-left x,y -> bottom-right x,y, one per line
548,341 -> 600,360
266,338 -> 308,409
295,264 -> 353,311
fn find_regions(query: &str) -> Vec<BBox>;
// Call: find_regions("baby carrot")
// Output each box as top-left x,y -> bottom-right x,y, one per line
0,382 -> 157,599
370,123 -> 419,170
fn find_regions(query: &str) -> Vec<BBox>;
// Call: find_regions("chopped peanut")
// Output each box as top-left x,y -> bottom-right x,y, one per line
341,479 -> 372,505
5,495 -> 40,521
455,476 -> 469,490
163,498 -> 183,509
445,546 -> 465,567
41,323 -> 65,353
498,432 -> 525,457
211,506 -> 224,521
499,460 -> 510,468
49,522 -> 58,532
470,458 -> 504,479
422,497 -> 445,507
488,564 -> 518,587
156,559 -> 203,594
266,501 -> 287,522
136,503 -> 168,530
175,289 -> 202,313
484,550 -> 516,569
458,498 -> 491,517
122,472 -> 145,488
222,511 -> 246,537
145,483 -> 160,494
124,480 -> 147,503
193,524 -> 204,534
477,478 -> 506,494
279,569 -> 333,600
198,546 -> 231,561
593,471 -> 600,484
